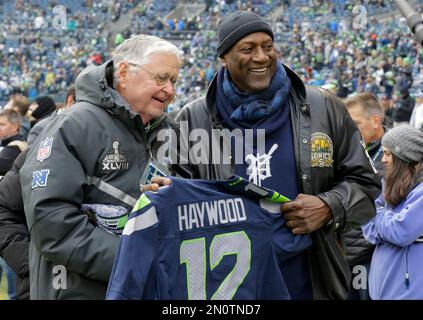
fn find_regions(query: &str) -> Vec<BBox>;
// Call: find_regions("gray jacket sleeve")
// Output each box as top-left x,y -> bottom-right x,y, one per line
20,113 -> 119,282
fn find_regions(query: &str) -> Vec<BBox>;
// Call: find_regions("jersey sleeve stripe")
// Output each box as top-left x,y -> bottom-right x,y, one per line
132,193 -> 152,213
122,206 -> 158,235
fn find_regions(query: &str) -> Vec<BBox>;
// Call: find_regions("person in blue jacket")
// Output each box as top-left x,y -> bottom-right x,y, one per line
363,125 -> 423,300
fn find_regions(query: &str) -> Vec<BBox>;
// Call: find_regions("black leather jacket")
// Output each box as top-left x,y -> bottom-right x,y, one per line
343,138 -> 384,267
175,65 -> 381,299
0,149 -> 29,300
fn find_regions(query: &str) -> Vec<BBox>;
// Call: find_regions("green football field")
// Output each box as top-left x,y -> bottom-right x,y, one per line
0,273 -> 9,300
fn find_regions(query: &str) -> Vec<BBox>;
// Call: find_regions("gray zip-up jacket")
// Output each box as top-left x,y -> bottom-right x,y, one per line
20,60 -> 176,299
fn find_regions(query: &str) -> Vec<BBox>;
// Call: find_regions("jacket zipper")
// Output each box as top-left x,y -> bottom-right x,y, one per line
405,247 -> 410,288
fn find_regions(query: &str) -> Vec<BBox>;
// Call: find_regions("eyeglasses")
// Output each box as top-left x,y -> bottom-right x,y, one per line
128,62 -> 181,88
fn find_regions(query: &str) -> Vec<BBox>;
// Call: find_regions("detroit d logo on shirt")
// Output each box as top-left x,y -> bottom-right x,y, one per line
102,141 -> 129,171
311,132 -> 334,168
37,137 -> 53,162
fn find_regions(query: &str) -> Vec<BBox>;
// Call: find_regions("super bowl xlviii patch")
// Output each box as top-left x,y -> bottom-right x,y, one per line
37,137 -> 53,162
311,132 -> 334,168
102,141 -> 129,171
32,169 -> 50,189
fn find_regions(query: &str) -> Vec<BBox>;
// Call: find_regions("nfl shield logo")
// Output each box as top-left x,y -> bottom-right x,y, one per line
37,137 -> 53,162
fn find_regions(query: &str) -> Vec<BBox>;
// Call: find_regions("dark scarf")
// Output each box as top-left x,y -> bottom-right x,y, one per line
216,61 -> 291,130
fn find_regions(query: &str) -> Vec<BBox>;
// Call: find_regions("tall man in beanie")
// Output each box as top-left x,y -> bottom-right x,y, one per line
163,11 -> 381,299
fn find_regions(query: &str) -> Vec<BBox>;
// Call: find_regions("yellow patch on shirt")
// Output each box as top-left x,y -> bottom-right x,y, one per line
311,132 -> 334,168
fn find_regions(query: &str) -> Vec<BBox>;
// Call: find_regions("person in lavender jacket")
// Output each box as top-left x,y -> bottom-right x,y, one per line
363,125 -> 423,300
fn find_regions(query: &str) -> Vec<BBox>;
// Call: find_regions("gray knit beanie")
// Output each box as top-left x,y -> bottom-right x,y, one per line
217,11 -> 274,57
381,125 -> 423,163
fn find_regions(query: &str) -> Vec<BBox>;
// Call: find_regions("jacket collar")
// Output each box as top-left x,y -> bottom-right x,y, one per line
75,59 -> 177,138
1,133 -> 24,146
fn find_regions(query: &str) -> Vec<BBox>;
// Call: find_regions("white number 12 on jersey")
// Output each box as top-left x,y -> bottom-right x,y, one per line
180,231 -> 251,300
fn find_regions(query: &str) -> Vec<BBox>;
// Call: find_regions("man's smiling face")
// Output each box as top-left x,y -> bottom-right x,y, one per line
220,32 -> 277,93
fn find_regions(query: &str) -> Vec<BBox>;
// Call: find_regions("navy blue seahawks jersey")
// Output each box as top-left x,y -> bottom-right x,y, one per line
106,176 -> 312,300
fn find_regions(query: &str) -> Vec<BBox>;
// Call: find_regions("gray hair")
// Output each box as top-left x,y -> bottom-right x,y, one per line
112,34 -> 182,76
344,92 -> 385,124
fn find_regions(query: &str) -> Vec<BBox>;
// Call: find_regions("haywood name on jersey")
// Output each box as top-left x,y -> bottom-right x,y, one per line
178,198 -> 247,231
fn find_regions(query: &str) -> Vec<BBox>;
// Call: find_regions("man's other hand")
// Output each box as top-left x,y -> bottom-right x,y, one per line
140,176 -> 172,193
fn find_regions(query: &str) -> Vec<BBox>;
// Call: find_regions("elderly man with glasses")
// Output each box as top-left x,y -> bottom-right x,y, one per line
20,34 -> 182,300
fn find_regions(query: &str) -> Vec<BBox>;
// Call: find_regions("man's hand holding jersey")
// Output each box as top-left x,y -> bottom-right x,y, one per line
281,194 -> 333,235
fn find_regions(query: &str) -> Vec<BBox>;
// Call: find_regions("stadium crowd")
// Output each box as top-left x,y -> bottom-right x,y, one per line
2,0 -> 422,111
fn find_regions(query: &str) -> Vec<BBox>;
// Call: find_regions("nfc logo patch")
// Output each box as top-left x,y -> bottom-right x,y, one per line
32,170 -> 50,189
